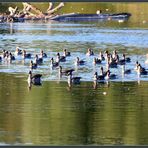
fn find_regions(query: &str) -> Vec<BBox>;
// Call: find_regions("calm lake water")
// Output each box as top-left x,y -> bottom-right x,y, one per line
0,3 -> 148,145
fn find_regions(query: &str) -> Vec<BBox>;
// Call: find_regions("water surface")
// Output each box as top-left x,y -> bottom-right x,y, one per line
0,7 -> 148,145
0,73 -> 148,145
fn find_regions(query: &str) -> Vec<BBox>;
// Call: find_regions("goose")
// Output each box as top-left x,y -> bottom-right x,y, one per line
99,51 -> 105,61
100,66 -> 108,77
135,61 -> 139,71
30,60 -> 37,69
3,50 -> 9,59
40,49 -> 47,58
8,52 -> 15,61
67,71 -> 81,85
93,71 -> 105,81
106,70 -> 117,80
15,47 -> 22,55
112,50 -> 118,60
63,49 -> 71,57
59,66 -> 74,76
107,56 -> 118,68
50,57 -> 59,68
93,57 -> 102,65
28,70 -> 42,85
56,52 -> 66,62
123,54 -> 131,62
22,50 -> 31,59
86,48 -> 94,56
75,57 -> 85,66
137,64 -> 148,75
122,65 -> 131,74
116,54 -> 125,65
35,54 -> 43,64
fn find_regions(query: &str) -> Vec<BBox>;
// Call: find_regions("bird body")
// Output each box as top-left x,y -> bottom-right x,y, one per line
93,57 -> 101,65
56,53 -> 66,62
63,49 -> 71,57
59,66 -> 74,76
68,71 -> 81,85
22,50 -> 31,59
50,57 -> 59,68
28,71 -> 42,85
75,57 -> 85,66
86,48 -> 94,56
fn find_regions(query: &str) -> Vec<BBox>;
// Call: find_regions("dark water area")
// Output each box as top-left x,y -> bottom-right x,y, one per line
0,73 -> 148,145
0,2 -> 148,146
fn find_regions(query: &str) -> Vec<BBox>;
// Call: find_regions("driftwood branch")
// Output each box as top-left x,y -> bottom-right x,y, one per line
8,6 -> 18,16
6,2 -> 65,22
22,2 -> 44,16
47,2 -> 64,15
47,2 -> 54,12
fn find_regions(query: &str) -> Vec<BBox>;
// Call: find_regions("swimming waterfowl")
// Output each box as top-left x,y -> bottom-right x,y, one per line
100,66 -> 108,77
59,66 -> 74,76
112,50 -> 118,60
0,56 -> 2,62
104,50 -> 110,61
35,54 -> 43,64
137,64 -> 148,75
122,65 -> 131,74
94,71 -> 105,81
93,57 -> 102,65
107,56 -> 118,68
8,52 -> 15,61
22,50 -> 31,59
56,52 -> 66,62
28,70 -> 42,85
135,61 -> 139,71
116,54 -> 125,65
3,50 -> 9,59
15,47 -> 22,55
40,49 -> 47,58
93,72 -> 99,81
30,60 -> 37,69
124,54 -> 131,62
106,70 -> 117,80
50,57 -> 59,68
75,57 -> 85,66
63,49 -> 71,57
86,48 -> 94,56
99,51 -> 105,61
67,71 -> 81,84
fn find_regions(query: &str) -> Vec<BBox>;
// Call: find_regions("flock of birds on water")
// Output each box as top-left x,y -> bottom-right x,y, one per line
0,47 -> 148,89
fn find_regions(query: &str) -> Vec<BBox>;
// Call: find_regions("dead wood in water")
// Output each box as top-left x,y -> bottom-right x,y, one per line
4,2 -> 65,22
47,2 -> 54,12
22,2 -> 44,16
8,6 -> 18,16
47,2 -> 64,15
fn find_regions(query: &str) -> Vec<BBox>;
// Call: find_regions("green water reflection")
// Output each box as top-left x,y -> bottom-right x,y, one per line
0,73 -> 148,145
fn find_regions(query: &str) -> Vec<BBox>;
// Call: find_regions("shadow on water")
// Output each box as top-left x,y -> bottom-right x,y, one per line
0,73 -> 148,145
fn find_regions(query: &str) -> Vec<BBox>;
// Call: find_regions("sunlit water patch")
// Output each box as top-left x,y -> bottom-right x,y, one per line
0,21 -> 148,83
